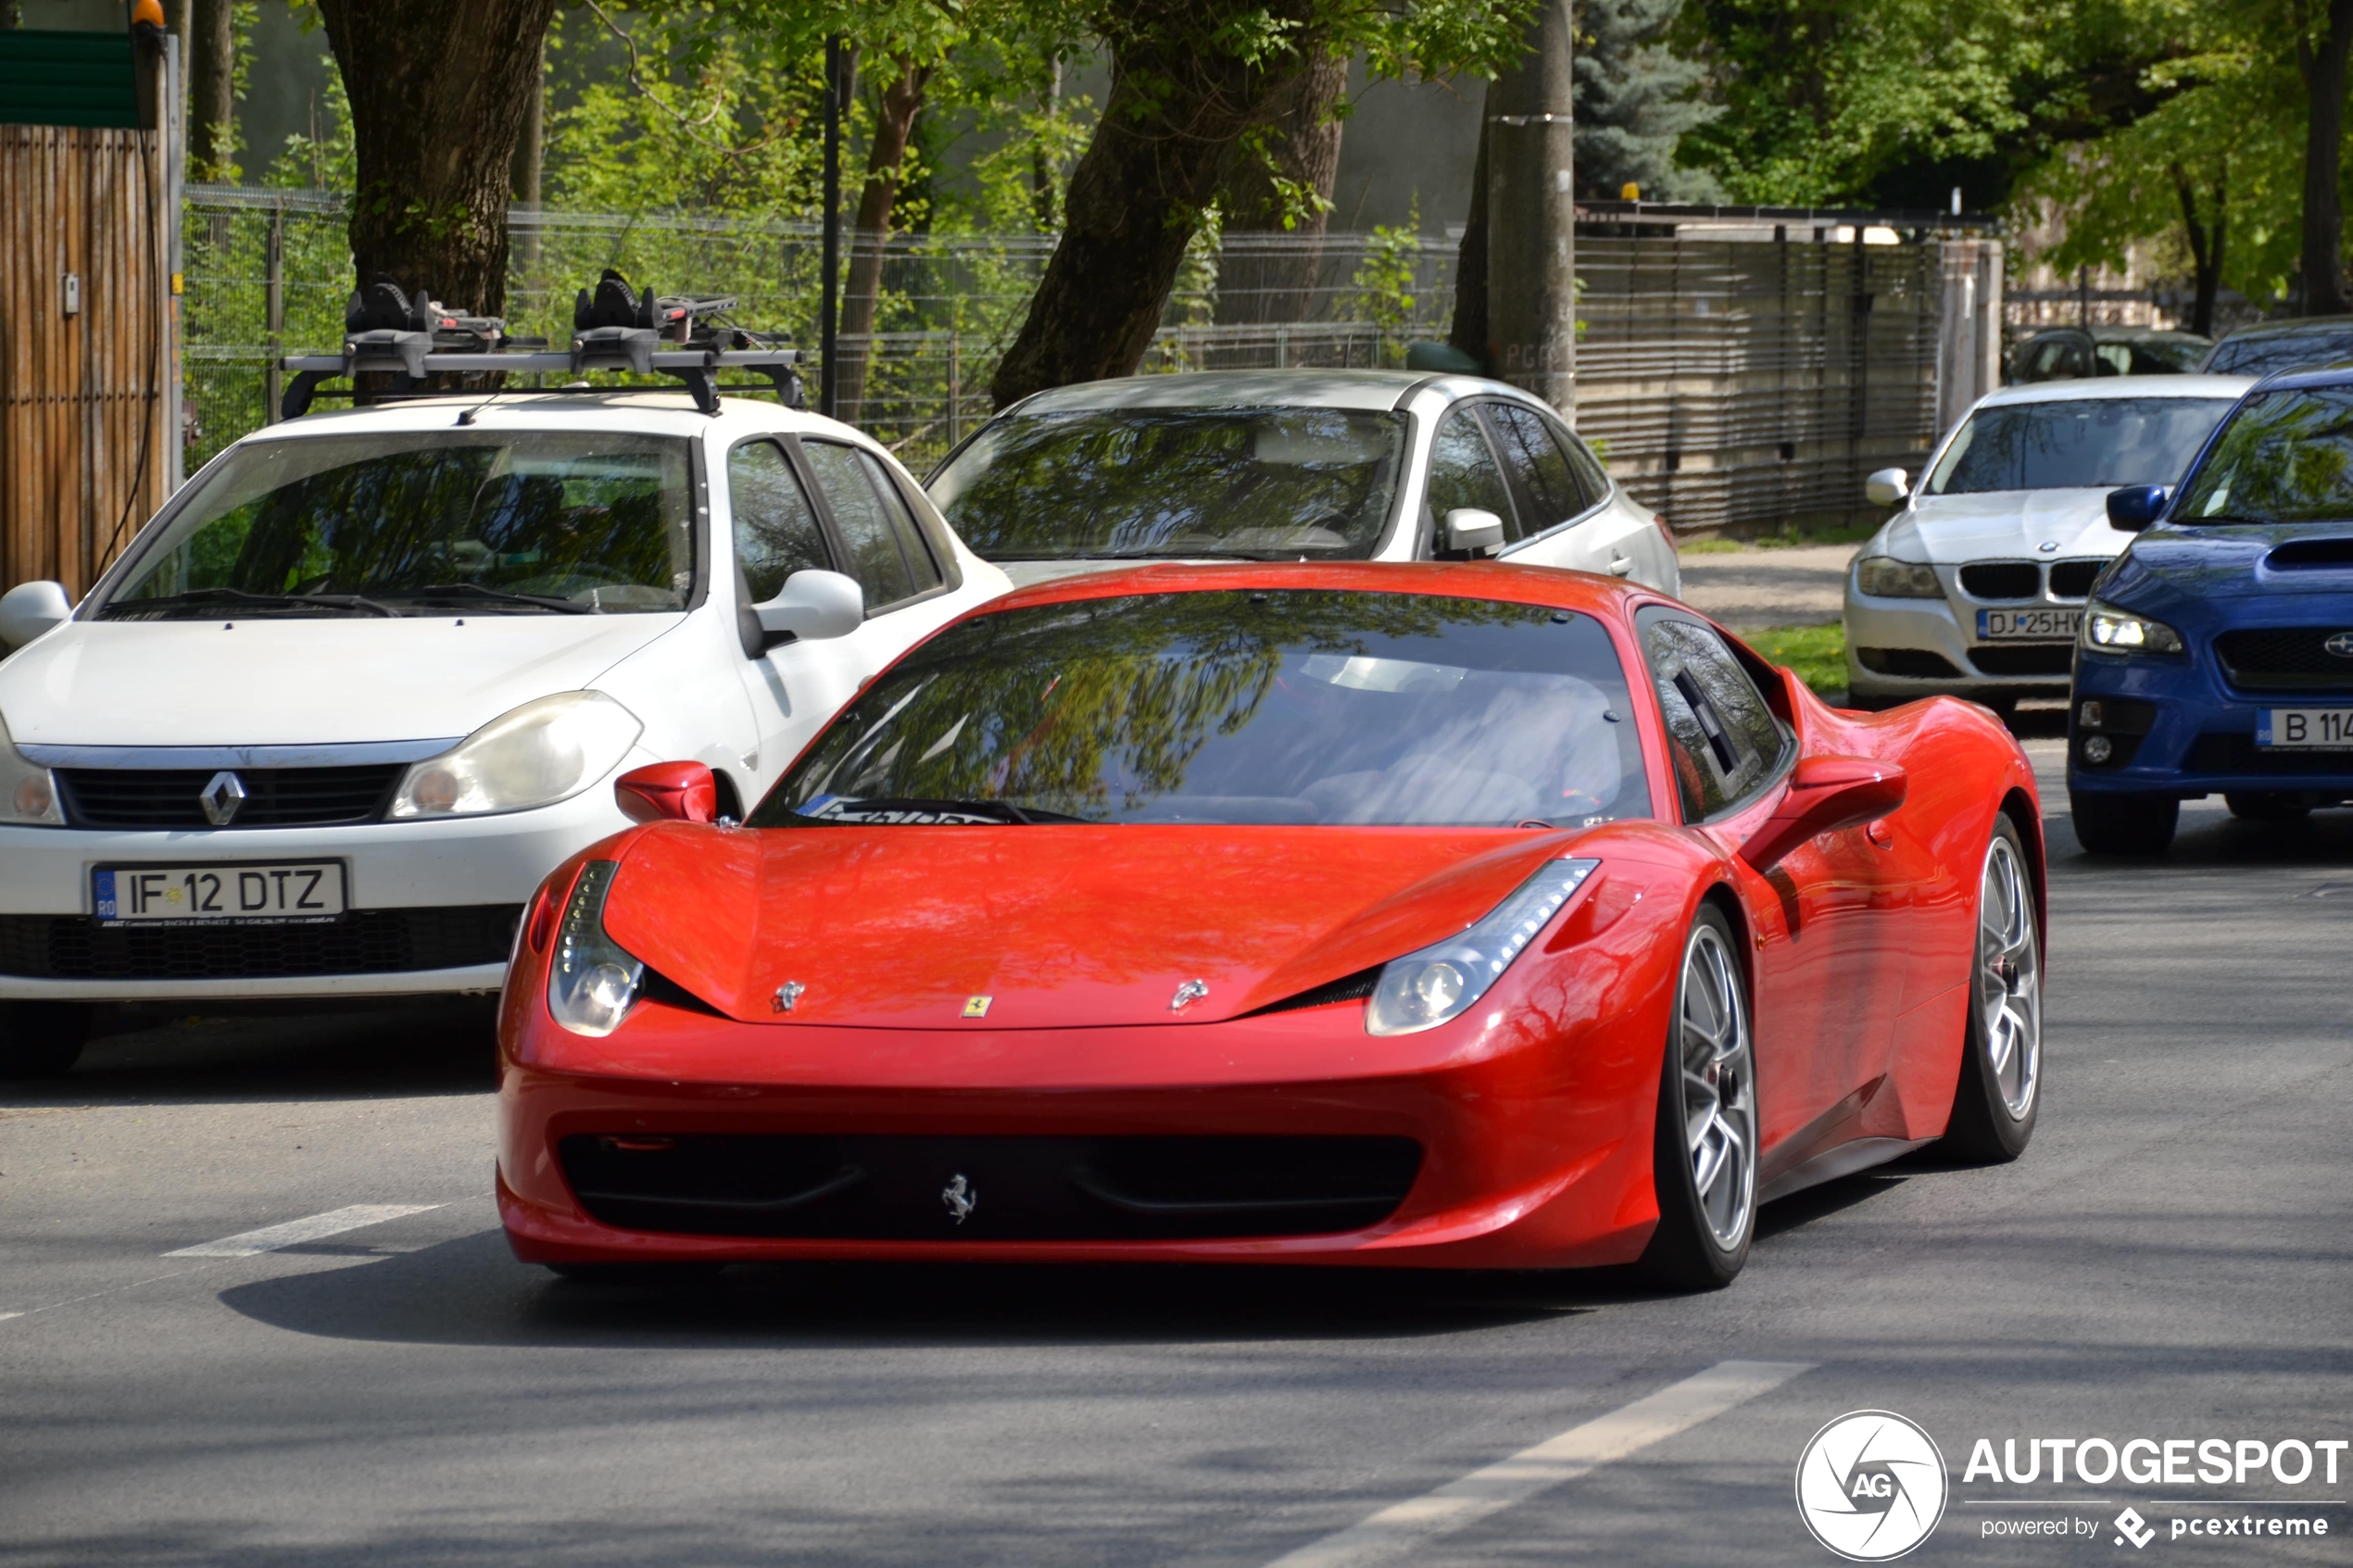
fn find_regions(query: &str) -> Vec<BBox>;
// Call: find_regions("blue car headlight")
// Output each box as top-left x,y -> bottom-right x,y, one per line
1365,859 -> 1599,1036
2081,597 -> 2184,656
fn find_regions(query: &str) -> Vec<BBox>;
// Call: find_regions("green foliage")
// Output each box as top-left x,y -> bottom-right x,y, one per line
1353,199 -> 1421,357
1575,0 -> 1722,201
1741,622 -> 1846,695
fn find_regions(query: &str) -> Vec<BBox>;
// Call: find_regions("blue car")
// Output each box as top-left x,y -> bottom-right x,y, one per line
2070,367 -> 2353,852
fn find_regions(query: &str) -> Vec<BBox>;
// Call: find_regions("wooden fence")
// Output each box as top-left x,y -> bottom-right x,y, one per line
1,123 -> 170,598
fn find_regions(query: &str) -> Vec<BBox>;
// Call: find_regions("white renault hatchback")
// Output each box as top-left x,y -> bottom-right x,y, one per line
0,392 -> 1009,1075
1844,374 -> 2250,710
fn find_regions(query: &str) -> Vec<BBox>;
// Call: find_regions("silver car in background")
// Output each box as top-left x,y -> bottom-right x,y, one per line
925,370 -> 1680,595
1844,374 -> 2250,711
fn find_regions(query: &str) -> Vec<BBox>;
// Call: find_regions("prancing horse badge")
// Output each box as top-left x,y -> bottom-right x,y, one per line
941,1174 -> 977,1223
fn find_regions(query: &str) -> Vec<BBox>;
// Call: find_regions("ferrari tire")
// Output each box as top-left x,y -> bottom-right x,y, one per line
2069,790 -> 2176,855
2226,792 -> 2313,822
1637,904 -> 1757,1290
0,1001 -> 90,1080
1938,812 -> 2041,1162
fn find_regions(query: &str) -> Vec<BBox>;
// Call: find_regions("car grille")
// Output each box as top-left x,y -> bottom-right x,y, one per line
55,765 -> 406,830
2047,559 -> 2104,598
2213,628 -> 2353,691
557,1133 -> 1425,1242
1958,562 -> 2041,599
1856,647 -> 1962,679
0,905 -> 521,980
2183,734 -> 2353,777
1969,646 -> 2073,676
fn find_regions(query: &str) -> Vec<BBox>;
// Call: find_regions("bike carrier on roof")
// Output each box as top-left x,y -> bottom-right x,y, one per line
280,269 -> 804,420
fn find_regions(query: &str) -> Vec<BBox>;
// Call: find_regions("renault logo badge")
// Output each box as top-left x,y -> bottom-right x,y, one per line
198,770 -> 246,826
2325,632 -> 2353,659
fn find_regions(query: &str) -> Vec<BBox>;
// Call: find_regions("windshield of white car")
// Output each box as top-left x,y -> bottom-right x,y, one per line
2174,385 -> 2353,524
100,432 -> 695,620
2204,329 -> 2353,377
751,589 -> 1650,829
1925,398 -> 2236,495
925,408 -> 1405,560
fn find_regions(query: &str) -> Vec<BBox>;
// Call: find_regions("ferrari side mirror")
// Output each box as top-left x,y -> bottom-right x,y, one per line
1739,755 -> 1908,873
1444,508 -> 1504,555
753,569 -> 863,642
2106,484 -> 2168,533
0,580 -> 71,649
1863,468 -> 1910,508
615,760 -> 718,824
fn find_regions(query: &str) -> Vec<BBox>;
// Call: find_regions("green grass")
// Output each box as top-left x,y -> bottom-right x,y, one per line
1680,519 -> 1882,553
1680,537 -> 1747,555
1743,622 -> 1847,696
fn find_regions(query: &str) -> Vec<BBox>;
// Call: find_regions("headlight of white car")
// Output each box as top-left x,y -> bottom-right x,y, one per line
1365,859 -> 1599,1036
1855,556 -> 1943,598
390,691 -> 642,819
0,711 -> 64,827
2081,598 -> 2184,656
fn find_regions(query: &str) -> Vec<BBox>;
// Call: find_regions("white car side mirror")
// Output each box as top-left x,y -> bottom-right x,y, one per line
1444,508 -> 1505,555
1865,468 -> 1911,507
0,580 -> 71,649
753,569 -> 864,641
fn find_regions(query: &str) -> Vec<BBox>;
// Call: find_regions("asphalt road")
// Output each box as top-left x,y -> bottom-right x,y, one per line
5,734 -> 2349,1566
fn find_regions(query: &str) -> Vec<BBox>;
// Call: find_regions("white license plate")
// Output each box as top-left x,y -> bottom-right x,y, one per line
94,862 -> 347,925
1976,608 -> 2082,641
2258,709 -> 2353,750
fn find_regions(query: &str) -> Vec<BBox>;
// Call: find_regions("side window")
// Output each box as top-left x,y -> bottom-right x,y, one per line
857,449 -> 944,593
2094,343 -> 2133,377
1424,405 -> 1522,545
1554,421 -> 1613,509
1639,615 -> 1790,820
1486,404 -> 1588,530
802,440 -> 917,609
727,440 -> 829,603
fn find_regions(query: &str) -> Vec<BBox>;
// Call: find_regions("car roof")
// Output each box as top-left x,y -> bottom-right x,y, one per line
983,558 -> 1653,620
1978,373 -> 2254,407
2247,364 -> 2353,391
2214,315 -> 2353,343
2027,326 -> 2210,344
227,390 -> 854,444
1008,369 -> 1478,416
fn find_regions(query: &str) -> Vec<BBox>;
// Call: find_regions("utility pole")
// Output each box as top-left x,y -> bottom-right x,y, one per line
1483,0 -> 1576,419
820,34 -> 847,419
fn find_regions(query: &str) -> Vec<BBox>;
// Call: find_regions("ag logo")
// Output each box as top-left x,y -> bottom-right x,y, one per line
1794,1410 -> 1947,1561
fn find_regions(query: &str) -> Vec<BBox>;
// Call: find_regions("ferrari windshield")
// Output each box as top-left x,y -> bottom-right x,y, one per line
751,589 -> 1649,829
102,431 -> 695,619
1925,397 -> 2235,494
927,408 -> 1405,560
2175,385 -> 2353,524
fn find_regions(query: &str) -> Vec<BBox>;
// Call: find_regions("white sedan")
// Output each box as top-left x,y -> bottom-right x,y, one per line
1844,374 -> 2250,710
925,370 -> 1680,595
0,392 -> 1009,1075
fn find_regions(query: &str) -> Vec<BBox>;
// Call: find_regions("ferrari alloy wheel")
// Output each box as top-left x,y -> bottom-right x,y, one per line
0,1001 -> 89,1080
1940,813 -> 2042,1161
1639,906 -> 1757,1289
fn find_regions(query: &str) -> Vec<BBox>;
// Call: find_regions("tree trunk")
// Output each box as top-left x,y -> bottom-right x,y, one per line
988,2 -> 1320,408
1447,109 -> 1491,368
2171,159 -> 2225,340
2296,0 -> 2353,316
1212,49 -> 1347,330
187,0 -> 234,179
836,61 -> 934,420
315,0 -> 558,321
1485,0 -> 1578,414
510,41 -> 546,279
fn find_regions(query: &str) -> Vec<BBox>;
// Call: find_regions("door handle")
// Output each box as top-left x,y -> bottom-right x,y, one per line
1608,555 -> 1633,576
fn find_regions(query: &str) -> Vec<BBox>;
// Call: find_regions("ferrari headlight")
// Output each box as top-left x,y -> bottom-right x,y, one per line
0,711 -> 63,827
1855,556 -> 1943,598
391,690 -> 642,819
547,860 -> 643,1036
2081,598 -> 2184,656
1365,858 -> 1598,1036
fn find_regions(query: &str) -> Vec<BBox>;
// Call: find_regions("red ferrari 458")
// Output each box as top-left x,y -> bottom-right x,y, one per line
497,562 -> 2044,1288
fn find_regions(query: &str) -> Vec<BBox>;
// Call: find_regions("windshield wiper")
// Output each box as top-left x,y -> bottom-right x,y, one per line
794,796 -> 1091,825
101,585 -> 399,619
372,583 -> 597,614
2183,514 -> 2271,525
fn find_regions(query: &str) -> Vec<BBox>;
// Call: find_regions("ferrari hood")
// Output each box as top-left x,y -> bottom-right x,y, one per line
602,823 -> 1591,1029
1882,490 -> 2130,564
0,614 -> 678,746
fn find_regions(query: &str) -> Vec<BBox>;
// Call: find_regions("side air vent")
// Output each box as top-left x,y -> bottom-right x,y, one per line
2266,537 -> 2353,570
1248,965 -> 1383,1017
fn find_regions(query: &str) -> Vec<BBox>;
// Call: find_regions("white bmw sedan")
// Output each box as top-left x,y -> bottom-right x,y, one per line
0,392 -> 1009,1075
927,370 -> 1680,596
1844,374 -> 2250,710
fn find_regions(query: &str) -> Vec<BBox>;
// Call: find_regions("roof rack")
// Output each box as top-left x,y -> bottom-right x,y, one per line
280,270 -> 804,419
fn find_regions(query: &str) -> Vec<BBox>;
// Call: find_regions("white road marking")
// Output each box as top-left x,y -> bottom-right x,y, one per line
1264,1359 -> 1814,1568
164,1203 -> 442,1258
0,1312 -> 20,1323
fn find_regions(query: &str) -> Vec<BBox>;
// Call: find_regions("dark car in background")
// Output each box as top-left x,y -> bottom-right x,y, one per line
2198,317 -> 2353,378
2010,327 -> 2212,383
